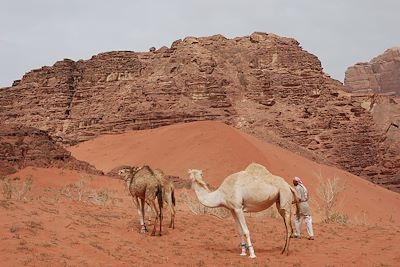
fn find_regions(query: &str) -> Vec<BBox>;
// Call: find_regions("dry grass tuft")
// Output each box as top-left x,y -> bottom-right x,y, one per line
0,176 -> 33,200
59,178 -> 121,206
315,172 -> 348,224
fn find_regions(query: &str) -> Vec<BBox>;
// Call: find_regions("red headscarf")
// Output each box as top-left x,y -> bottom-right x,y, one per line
293,176 -> 302,184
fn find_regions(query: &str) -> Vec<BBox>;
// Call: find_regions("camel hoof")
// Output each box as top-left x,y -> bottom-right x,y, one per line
240,253 -> 247,256
249,255 -> 257,259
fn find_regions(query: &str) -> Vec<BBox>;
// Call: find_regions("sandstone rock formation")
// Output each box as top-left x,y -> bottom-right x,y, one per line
344,47 -> 400,95
0,124 -> 101,176
0,32 -> 399,191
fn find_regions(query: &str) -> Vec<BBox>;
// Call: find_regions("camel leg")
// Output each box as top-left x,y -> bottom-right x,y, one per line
282,210 -> 292,255
146,204 -> 152,223
149,200 -> 162,236
169,204 -> 175,229
276,203 -> 292,255
235,209 -> 256,258
137,198 -> 147,233
167,194 -> 175,229
231,210 -> 247,256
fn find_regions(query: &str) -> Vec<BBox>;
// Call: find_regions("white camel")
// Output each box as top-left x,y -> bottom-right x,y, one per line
188,163 -> 299,258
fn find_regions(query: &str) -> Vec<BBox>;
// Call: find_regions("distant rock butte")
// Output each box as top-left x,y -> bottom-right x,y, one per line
0,124 -> 101,176
0,32 -> 399,191
345,47 -> 400,95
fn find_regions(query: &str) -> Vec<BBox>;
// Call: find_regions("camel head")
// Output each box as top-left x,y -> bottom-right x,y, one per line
117,166 -> 141,181
118,168 -> 131,180
188,169 -> 210,190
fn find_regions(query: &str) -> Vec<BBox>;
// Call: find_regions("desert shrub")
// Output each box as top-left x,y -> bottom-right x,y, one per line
0,176 -> 33,200
326,212 -> 348,225
59,179 -> 120,206
60,180 -> 87,201
87,190 -> 111,206
316,173 -> 347,223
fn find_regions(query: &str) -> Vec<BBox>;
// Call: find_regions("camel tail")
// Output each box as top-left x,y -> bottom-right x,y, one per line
157,184 -> 163,210
290,186 -> 300,217
171,188 -> 176,206
156,184 -> 163,236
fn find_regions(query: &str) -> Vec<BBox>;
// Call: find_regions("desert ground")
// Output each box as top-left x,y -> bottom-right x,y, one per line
1,121 -> 399,266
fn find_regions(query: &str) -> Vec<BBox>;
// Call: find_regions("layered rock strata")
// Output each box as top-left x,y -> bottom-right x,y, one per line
345,47 -> 400,95
0,124 -> 101,176
0,33 -> 398,191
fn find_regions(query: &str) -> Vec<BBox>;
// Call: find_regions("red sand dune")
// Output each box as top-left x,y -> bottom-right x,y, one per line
69,120 -> 400,224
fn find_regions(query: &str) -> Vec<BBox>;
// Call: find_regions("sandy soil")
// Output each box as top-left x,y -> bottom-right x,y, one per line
1,168 -> 399,267
1,121 -> 399,266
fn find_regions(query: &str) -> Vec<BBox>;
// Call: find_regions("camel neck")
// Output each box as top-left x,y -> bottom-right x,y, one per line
192,181 -> 223,208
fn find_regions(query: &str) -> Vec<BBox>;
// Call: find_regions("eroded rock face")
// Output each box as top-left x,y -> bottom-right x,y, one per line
0,32 -> 399,191
0,125 -> 101,176
345,47 -> 400,95
0,33 -> 325,144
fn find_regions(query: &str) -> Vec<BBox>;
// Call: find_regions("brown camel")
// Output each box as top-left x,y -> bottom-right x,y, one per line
153,169 -> 176,229
118,166 -> 163,236
120,166 -> 176,229
188,163 -> 299,258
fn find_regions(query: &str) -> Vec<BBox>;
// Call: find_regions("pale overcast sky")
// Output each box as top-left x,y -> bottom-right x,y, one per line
1,0 -> 399,88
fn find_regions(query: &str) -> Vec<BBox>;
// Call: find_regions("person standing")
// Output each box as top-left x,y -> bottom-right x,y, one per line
292,176 -> 314,240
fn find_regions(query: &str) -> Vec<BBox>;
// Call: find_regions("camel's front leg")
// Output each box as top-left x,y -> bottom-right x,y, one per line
231,210 -> 247,256
235,209 -> 256,258
131,196 -> 146,233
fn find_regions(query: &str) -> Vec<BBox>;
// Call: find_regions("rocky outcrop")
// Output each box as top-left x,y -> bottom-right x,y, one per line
344,47 -> 400,95
0,32 -> 399,191
0,33 -> 325,144
0,124 -> 101,176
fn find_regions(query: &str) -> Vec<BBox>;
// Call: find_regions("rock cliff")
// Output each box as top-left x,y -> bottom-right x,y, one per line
345,47 -> 400,95
0,32 -> 399,191
0,124 -> 101,176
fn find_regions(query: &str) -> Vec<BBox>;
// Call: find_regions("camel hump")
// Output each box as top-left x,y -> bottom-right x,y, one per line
154,168 -> 165,176
141,165 -> 155,175
153,169 -> 166,181
245,163 -> 289,189
245,163 -> 272,176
